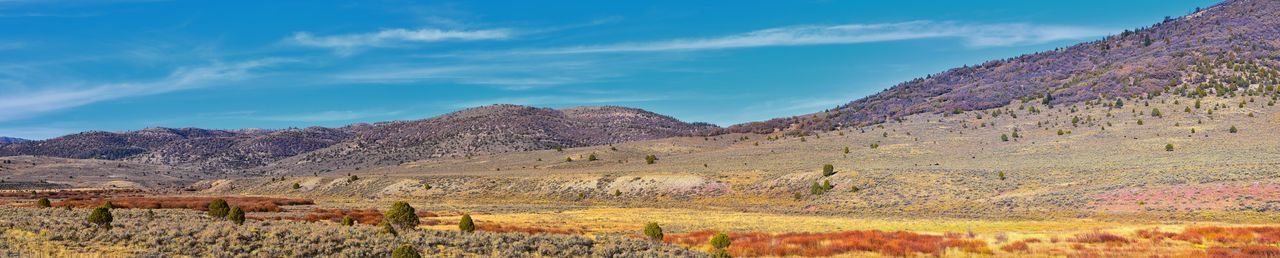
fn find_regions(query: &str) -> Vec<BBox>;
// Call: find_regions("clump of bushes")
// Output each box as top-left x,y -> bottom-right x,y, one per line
644,223 -> 664,241
228,206 -> 245,225
384,201 -> 419,230
459,214 -> 476,233
709,233 -> 731,258
392,245 -> 421,258
208,198 -> 230,219
87,205 -> 113,229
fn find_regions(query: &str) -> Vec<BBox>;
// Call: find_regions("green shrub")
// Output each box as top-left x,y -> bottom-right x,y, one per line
998,171 -> 1006,181
391,245 -> 421,258
643,222 -> 664,241
1230,126 -> 1238,133
379,220 -> 397,236
1001,134 -> 1009,142
341,216 -> 356,226
87,207 -> 112,229
842,147 -> 850,154
36,198 -> 50,208
587,153 -> 598,161
809,182 -> 825,195
821,164 -> 835,177
822,180 -> 833,191
208,199 -> 230,219
227,206 -> 245,225
291,182 -> 301,189
644,155 -> 657,164
710,233 -> 731,250
459,214 -> 476,233
348,175 -> 360,182
384,201 -> 419,230
1166,144 -> 1174,152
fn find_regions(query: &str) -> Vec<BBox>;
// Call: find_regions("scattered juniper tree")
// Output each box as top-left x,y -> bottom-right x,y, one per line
643,222 -> 664,241
349,175 -> 360,182
810,182 -> 826,195
459,214 -> 476,233
36,198 -> 51,208
87,206 -> 113,229
392,245 -> 422,258
645,155 -> 657,164
379,220 -> 397,236
821,164 -> 835,177
1230,126 -> 1239,133
710,233 -> 732,258
227,206 -> 245,225
587,153 -> 598,161
1166,144 -> 1175,152
208,198 -> 230,219
384,201 -> 419,230
1001,134 -> 1009,142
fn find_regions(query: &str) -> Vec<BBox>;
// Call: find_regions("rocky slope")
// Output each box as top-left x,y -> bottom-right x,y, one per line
0,137 -> 28,143
725,0 -> 1280,133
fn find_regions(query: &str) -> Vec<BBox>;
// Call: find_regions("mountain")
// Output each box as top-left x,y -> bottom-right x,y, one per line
0,137 -> 29,143
251,105 -> 717,175
725,0 -> 1280,134
0,105 -> 715,174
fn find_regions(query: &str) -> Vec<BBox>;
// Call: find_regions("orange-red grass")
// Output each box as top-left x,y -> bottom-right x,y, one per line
665,230 -> 990,257
53,196 -> 313,212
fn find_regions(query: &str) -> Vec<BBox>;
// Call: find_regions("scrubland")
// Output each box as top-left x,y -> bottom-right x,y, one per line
6,91 -> 1280,256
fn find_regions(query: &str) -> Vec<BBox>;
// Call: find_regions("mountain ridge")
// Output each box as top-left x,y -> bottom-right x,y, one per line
0,104 -> 716,174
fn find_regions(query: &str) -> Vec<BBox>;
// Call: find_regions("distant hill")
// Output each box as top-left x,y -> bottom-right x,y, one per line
0,105 -> 715,174
725,0 -> 1280,134
252,105 -> 717,175
0,137 -> 29,143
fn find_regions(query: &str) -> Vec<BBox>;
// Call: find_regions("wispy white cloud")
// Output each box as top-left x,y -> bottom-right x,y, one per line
0,58 -> 291,122
519,21 -> 1112,55
331,60 -> 615,89
290,28 -> 511,54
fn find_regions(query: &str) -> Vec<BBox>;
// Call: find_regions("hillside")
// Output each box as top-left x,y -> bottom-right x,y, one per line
250,105 -> 717,176
0,105 -> 715,175
0,137 -> 28,143
725,0 -> 1280,134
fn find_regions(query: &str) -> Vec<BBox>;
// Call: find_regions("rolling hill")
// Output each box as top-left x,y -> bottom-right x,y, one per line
0,105 -> 715,175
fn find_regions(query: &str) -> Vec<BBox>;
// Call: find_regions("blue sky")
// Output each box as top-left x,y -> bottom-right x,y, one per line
0,0 -> 1217,139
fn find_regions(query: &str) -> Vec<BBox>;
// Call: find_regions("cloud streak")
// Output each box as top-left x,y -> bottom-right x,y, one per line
0,58 -> 290,122
330,60 -> 616,89
291,28 -> 511,53
521,21 -> 1113,54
